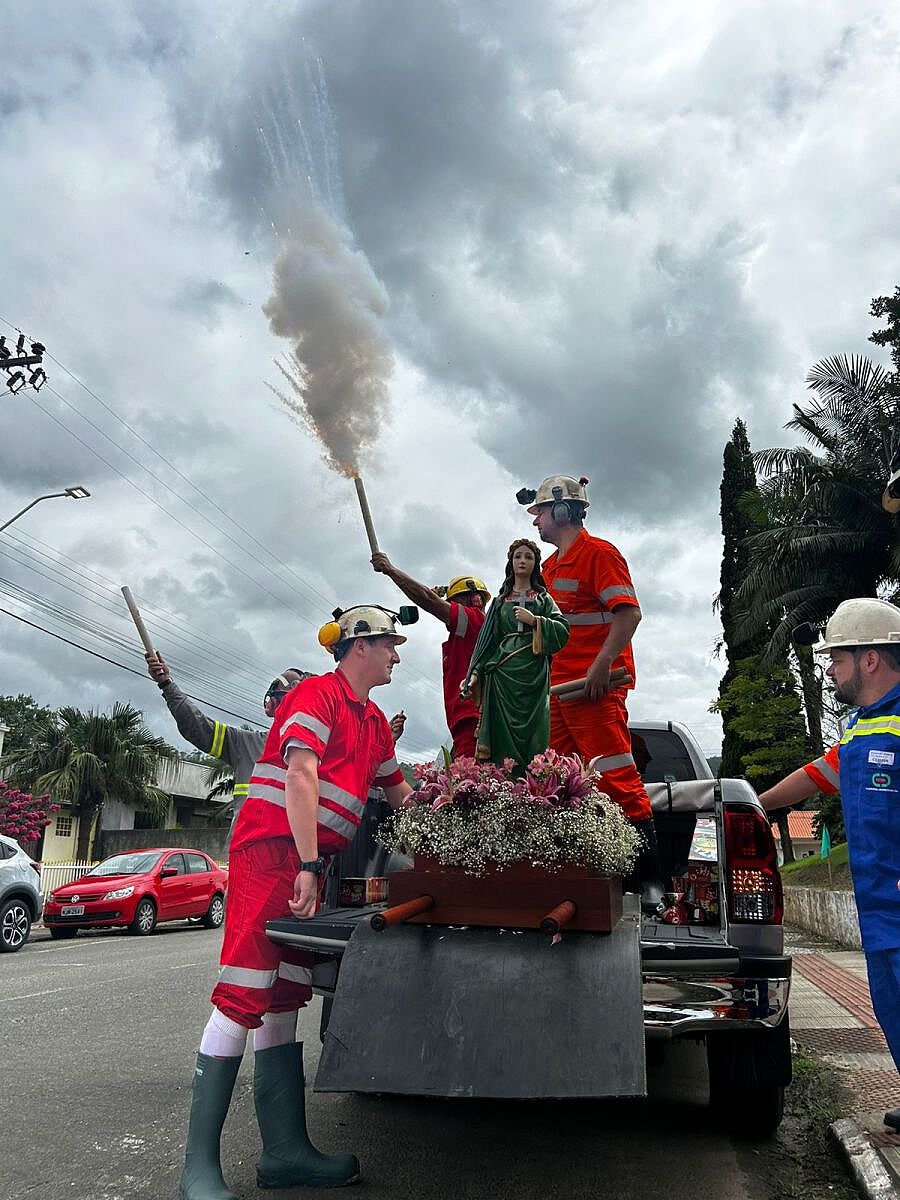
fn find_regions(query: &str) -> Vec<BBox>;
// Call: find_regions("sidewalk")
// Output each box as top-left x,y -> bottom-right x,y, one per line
788,927 -> 900,1198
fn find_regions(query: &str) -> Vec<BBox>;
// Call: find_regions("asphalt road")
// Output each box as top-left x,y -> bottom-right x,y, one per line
3,924 -> 767,1200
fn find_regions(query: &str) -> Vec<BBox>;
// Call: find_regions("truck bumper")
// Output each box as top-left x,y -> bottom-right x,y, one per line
642,954 -> 791,1038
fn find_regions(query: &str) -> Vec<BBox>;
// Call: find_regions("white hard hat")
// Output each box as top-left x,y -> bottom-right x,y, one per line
815,598 -> 900,652
517,475 -> 590,516
317,605 -> 414,657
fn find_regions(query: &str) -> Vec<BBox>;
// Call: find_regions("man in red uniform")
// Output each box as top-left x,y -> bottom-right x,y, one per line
517,474 -> 664,911
371,552 -> 489,757
179,604 -> 413,1200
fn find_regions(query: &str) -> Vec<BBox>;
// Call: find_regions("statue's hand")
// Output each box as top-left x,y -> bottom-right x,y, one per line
514,606 -> 536,628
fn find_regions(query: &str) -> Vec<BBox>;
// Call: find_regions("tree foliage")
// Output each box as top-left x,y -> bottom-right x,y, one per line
738,351 -> 900,661
4,703 -> 176,860
0,694 -> 55,759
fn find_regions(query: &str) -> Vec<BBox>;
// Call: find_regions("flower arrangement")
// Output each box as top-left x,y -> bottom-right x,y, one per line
379,750 -> 639,877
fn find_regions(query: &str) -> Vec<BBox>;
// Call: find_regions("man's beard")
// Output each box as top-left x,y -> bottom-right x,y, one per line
833,667 -> 862,706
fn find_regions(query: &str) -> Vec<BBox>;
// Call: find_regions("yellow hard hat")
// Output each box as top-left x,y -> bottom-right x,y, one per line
443,575 -> 490,603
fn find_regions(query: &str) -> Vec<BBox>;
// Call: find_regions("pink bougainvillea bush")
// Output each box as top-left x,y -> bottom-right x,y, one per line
0,780 -> 58,844
378,750 -> 639,876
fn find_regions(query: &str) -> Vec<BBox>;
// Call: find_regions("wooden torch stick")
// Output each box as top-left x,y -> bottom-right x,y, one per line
353,476 -> 380,554
370,894 -> 434,931
121,586 -> 155,656
550,668 -> 632,697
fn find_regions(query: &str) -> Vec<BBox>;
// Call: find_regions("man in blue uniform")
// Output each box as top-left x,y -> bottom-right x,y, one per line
758,598 -> 900,1131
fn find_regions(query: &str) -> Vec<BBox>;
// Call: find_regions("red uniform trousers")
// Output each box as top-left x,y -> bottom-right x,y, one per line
210,837 -> 324,1029
549,691 -> 651,821
451,717 -> 478,759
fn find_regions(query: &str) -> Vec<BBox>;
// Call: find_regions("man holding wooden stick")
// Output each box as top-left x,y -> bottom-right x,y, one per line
146,653 -> 309,826
371,553 -> 489,758
518,474 -> 664,911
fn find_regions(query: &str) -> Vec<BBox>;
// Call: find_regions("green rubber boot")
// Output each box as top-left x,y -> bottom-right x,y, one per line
254,1042 -> 360,1189
179,1053 -> 241,1200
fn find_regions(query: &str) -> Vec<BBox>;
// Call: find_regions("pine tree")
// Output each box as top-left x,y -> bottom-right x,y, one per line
715,420 -> 811,861
716,420 -> 766,776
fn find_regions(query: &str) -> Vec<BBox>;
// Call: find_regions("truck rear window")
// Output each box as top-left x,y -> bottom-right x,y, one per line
631,729 -> 697,783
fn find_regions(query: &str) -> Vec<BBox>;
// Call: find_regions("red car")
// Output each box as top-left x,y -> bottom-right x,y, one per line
43,848 -> 228,938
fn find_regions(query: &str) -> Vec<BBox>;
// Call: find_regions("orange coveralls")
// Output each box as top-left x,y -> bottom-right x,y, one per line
543,529 -> 651,821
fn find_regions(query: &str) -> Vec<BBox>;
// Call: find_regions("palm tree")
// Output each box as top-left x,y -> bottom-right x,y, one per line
4,703 -> 176,861
737,354 -> 900,664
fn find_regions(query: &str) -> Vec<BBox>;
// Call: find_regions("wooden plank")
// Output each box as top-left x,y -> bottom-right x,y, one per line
387,864 -> 622,932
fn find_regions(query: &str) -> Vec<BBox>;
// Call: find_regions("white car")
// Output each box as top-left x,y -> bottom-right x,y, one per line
0,833 -> 43,952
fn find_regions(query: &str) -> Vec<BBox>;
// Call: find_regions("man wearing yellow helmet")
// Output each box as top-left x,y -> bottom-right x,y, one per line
179,605 -> 413,1199
371,552 -> 489,757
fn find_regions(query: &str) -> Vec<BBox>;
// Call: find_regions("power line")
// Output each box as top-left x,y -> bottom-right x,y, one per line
2,534 -> 269,690
0,608 -> 266,726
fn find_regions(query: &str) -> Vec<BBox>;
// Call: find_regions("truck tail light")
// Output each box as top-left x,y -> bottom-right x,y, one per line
723,804 -> 783,924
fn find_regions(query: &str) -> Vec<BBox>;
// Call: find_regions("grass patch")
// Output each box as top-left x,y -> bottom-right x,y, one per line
780,842 -> 853,891
745,1052 -> 857,1200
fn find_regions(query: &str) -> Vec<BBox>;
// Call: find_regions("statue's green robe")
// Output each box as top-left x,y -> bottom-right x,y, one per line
466,590 -> 569,769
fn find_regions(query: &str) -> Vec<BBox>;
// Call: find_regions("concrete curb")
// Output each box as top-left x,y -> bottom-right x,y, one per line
830,1118 -> 899,1200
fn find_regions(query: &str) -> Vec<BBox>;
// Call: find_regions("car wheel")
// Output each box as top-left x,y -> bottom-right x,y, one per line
708,1078 -> 785,1138
129,898 -> 157,936
49,926 -> 79,940
202,893 -> 225,929
0,898 -> 33,952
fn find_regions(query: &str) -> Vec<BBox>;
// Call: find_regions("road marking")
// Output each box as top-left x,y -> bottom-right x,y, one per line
0,986 -> 71,1002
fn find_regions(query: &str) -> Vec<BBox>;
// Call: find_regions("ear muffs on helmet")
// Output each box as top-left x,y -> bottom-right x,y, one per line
318,621 -> 342,653
550,486 -> 573,525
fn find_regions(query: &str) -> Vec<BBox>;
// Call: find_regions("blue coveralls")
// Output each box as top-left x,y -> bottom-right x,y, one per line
839,682 -> 900,1070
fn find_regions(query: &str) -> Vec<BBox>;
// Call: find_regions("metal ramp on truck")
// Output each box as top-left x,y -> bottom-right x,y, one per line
267,897 -> 646,1100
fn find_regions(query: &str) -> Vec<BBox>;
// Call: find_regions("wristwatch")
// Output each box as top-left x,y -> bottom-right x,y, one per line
299,856 -> 326,875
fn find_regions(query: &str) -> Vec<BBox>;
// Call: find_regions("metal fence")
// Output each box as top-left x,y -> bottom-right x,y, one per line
38,860 -> 98,899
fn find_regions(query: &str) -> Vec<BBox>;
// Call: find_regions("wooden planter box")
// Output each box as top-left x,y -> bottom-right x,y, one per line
385,854 -> 622,932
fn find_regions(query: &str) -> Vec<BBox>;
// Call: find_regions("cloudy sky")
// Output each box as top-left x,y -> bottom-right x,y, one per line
2,0 -> 899,763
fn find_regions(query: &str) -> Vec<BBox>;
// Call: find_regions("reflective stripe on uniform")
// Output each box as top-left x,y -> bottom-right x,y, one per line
809,755 -> 840,788
249,778 -> 365,823
841,716 -> 900,744
278,961 -> 313,985
455,606 -> 468,637
599,585 -> 637,604
280,711 -> 332,745
233,782 -> 249,797
252,762 -> 288,784
567,612 -> 615,626
554,578 -> 579,592
591,752 -> 636,772
249,782 -> 287,807
317,805 -> 359,841
377,755 -> 399,778
218,965 -> 278,989
320,779 -> 366,817
210,721 -> 226,759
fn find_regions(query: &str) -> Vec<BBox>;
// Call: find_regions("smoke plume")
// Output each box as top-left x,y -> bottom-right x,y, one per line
263,205 -> 393,477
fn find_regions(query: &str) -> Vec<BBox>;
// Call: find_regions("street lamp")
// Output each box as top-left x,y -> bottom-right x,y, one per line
0,486 -> 91,532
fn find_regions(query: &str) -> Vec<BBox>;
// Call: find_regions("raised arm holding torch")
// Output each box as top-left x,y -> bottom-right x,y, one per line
353,475 -> 380,555
121,585 -> 156,656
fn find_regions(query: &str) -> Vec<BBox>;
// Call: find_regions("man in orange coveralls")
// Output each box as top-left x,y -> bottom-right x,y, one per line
517,474 -> 664,911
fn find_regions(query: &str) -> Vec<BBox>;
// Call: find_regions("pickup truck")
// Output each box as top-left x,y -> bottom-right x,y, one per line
267,720 -> 791,1137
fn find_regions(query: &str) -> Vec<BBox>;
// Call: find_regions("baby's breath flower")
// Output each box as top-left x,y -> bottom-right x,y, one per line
379,753 -> 639,875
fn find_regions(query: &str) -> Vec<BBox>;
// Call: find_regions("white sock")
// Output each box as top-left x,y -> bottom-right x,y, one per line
199,1008 -> 249,1058
254,1010 -> 299,1052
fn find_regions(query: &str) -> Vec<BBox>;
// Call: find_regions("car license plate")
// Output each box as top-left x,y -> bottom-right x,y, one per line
60,905 -> 85,916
